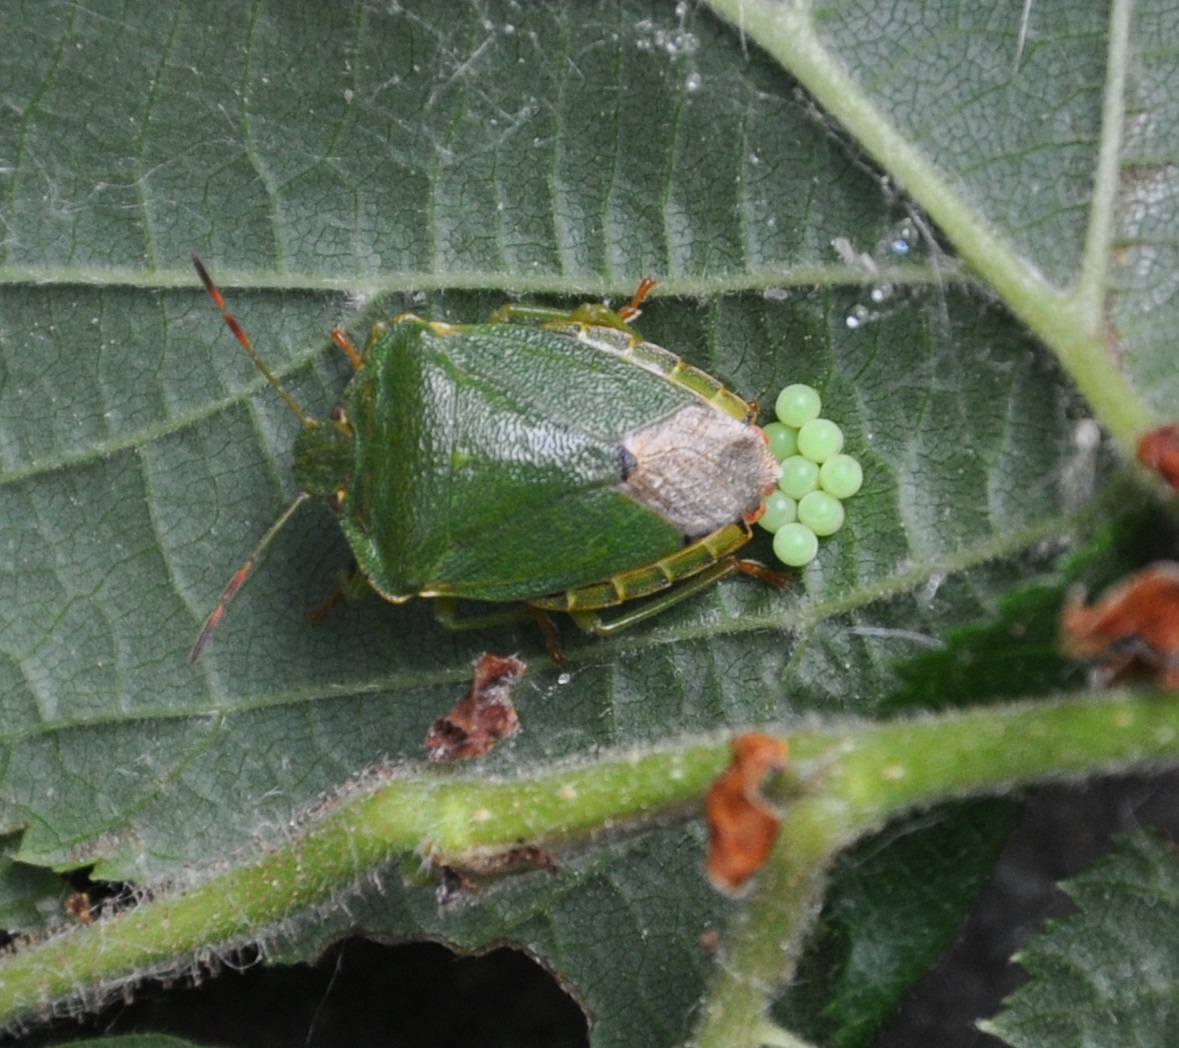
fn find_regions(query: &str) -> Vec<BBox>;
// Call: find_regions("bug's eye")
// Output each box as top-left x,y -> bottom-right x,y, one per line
330,404 -> 347,424
327,490 -> 347,511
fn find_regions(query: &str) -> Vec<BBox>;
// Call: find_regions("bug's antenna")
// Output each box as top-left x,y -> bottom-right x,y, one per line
191,254 -> 315,426
189,492 -> 312,663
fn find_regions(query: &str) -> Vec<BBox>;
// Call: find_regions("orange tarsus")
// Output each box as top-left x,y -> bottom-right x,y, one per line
734,559 -> 790,589
332,327 -> 363,369
306,584 -> 343,625
523,606 -> 567,667
617,277 -> 658,323
744,502 -> 768,525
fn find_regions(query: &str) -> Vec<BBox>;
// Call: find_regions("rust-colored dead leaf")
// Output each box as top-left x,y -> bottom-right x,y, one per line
64,892 -> 94,925
425,653 -> 525,761
1061,563 -> 1179,688
705,733 -> 788,893
431,844 -> 560,905
1138,424 -> 1179,491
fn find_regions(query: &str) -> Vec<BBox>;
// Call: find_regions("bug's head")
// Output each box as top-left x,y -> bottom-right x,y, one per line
292,419 -> 353,502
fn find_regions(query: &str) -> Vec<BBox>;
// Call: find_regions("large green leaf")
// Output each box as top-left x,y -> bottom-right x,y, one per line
0,0 -> 1084,871
0,0 -> 1174,1045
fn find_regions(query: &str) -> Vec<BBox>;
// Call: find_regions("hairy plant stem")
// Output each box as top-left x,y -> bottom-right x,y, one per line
693,687 -> 1179,1047
0,689 -> 1176,1034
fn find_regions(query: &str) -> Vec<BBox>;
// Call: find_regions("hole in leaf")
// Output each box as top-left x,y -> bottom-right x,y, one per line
26,938 -> 589,1048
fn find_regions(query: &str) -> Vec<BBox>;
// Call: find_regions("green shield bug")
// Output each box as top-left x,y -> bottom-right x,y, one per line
189,260 -> 784,662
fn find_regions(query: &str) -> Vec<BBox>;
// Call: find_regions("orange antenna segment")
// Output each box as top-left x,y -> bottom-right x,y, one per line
189,492 -> 312,663
191,254 -> 314,426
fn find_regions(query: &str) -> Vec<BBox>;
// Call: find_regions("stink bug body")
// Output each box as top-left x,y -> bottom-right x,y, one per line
190,260 -> 782,661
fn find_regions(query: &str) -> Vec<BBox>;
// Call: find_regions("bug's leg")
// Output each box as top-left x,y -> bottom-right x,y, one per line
615,277 -> 658,322
487,278 -> 657,334
486,302 -> 582,326
567,559 -> 740,635
433,600 -> 568,665
331,328 -> 363,369
526,608 -> 568,665
305,589 -> 341,625
306,565 -> 372,624
564,277 -> 658,331
567,557 -> 788,636
734,559 -> 791,588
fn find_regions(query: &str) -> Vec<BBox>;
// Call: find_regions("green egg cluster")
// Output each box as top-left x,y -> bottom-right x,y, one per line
758,384 -> 863,567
